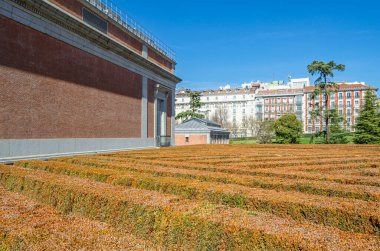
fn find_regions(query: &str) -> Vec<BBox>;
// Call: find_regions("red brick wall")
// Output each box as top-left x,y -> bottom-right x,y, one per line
175,134 -> 207,146
147,80 -> 155,138
148,49 -> 173,71
108,23 -> 143,53
48,0 -> 82,18
0,16 -> 142,139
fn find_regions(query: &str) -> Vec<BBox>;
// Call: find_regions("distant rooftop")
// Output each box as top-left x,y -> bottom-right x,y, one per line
176,118 -> 230,133
85,0 -> 175,61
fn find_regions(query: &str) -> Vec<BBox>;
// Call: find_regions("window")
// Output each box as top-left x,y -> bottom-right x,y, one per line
331,93 -> 335,99
331,101 -> 335,108
316,126 -> 320,132
207,97 -> 209,101
347,109 -> 351,116
339,110 -> 343,115
308,127 -> 312,133
339,101 -> 343,107
278,105 -> 281,111
355,100 -> 359,106
355,92 -> 360,98
347,92 -> 351,98
338,92 -> 343,99
185,137 -> 189,143
242,109 -> 246,114
347,101 -> 351,107
83,8 -> 108,33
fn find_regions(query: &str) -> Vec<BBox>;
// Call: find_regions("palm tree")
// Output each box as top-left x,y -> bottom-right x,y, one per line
307,61 -> 345,143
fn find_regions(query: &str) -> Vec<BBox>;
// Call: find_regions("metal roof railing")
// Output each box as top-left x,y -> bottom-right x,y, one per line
85,0 -> 175,61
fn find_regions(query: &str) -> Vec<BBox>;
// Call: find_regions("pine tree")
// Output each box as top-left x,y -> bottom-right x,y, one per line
175,92 -> 205,121
329,109 -> 349,144
354,90 -> 380,144
307,60 -> 345,143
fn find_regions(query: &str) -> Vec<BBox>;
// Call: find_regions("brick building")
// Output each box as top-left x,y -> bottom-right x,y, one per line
0,0 -> 181,163
303,83 -> 373,134
175,118 -> 230,146
255,82 -> 375,134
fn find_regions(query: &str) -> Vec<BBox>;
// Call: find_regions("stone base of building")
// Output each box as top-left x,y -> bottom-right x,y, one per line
0,138 -> 156,164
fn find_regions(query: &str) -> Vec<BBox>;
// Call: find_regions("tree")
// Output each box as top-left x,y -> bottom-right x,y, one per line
273,114 -> 303,144
211,106 -> 230,128
246,116 -> 260,137
329,109 -> 349,144
256,120 -> 275,144
307,60 -> 345,143
354,90 -> 380,144
175,92 -> 205,120
242,116 -> 259,138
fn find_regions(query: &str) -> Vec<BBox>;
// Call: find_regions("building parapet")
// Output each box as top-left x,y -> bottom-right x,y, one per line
83,0 -> 175,62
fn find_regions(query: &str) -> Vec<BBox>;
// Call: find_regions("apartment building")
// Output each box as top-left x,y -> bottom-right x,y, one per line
0,0 -> 181,162
255,82 -> 374,134
176,83 -> 260,137
255,88 -> 304,122
303,83 -> 372,134
176,80 -> 375,136
176,79 -> 308,137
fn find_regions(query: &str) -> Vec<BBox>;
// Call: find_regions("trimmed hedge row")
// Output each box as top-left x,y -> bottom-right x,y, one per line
16,160 -> 380,235
0,186 -> 154,250
55,157 -> 380,199
1,164 -> 379,250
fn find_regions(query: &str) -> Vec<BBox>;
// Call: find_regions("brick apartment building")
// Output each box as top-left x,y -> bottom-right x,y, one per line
255,83 -> 375,134
0,0 -> 181,162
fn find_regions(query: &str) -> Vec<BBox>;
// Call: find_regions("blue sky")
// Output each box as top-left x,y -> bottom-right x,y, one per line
113,0 -> 380,93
